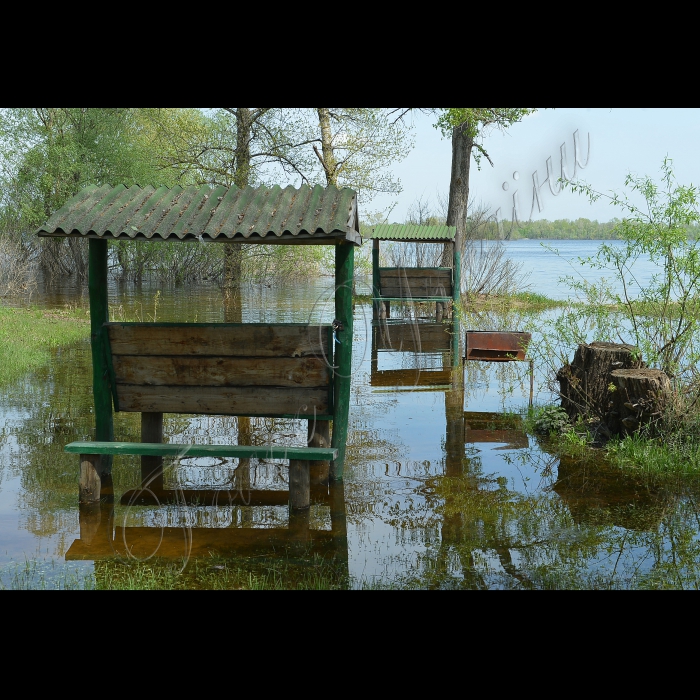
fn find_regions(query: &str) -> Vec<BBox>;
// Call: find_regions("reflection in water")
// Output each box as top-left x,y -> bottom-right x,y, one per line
2,279 -> 700,588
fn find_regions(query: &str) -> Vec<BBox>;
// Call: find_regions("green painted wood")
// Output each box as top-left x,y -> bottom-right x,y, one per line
330,242 -> 354,481
65,441 -> 338,460
101,325 -> 120,412
88,239 -> 114,455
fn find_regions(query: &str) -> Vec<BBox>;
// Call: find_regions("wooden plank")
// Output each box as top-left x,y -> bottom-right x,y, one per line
106,323 -> 331,358
115,385 -> 330,416
375,323 -> 452,352
379,268 -> 452,278
112,356 -> 330,388
382,285 -> 452,301
65,441 -> 338,460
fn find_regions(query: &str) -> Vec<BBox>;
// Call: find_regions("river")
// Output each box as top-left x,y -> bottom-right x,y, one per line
1,241 -> 699,589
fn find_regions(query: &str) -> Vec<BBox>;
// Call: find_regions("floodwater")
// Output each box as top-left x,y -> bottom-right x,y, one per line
2,267 -> 700,589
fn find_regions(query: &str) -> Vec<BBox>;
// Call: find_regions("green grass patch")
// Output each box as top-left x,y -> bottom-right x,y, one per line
0,305 -> 89,386
502,291 -> 565,308
606,433 -> 700,475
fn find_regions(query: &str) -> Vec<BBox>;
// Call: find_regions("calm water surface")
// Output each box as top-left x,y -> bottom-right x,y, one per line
1,254 -> 699,589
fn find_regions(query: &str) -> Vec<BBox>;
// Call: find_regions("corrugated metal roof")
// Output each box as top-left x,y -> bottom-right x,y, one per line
368,224 -> 455,241
36,183 -> 361,245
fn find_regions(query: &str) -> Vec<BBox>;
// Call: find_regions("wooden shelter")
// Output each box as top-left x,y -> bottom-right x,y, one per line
367,224 -> 459,322
36,182 -> 360,512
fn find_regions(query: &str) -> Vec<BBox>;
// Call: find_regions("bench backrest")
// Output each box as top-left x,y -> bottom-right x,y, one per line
104,322 -> 334,419
379,267 -> 453,298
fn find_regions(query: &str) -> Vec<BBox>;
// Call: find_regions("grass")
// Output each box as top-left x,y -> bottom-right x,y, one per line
0,553 -> 350,590
0,304 -> 89,386
606,433 -> 700,475
461,291 -> 564,312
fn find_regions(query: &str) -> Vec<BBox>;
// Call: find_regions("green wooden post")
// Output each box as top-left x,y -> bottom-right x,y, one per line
452,243 -> 461,367
89,239 -> 114,465
330,241 -> 354,481
372,238 -> 380,320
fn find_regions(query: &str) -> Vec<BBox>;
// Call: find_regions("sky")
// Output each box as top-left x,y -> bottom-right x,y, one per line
369,108 -> 700,224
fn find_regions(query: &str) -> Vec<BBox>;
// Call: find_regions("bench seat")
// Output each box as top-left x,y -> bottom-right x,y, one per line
65,441 -> 337,461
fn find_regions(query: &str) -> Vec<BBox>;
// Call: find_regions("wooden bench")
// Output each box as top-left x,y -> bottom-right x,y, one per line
373,267 -> 453,321
65,321 -> 337,510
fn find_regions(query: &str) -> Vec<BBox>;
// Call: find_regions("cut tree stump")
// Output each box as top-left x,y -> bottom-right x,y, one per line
557,342 -> 645,422
608,368 -> 671,436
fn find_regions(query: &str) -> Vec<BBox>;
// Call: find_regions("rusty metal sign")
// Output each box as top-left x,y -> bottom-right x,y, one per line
465,331 -> 531,362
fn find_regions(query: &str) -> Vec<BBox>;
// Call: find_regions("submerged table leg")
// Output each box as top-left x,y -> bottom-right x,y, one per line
308,420 -> 330,486
79,454 -> 102,504
289,459 -> 310,510
141,411 -> 164,490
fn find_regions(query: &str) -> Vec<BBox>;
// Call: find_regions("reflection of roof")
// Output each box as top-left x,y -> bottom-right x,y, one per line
36,183 -> 360,245
368,224 -> 455,241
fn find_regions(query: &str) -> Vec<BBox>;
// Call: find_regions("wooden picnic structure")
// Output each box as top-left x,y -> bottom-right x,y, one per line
368,224 -> 459,322
36,182 -> 360,515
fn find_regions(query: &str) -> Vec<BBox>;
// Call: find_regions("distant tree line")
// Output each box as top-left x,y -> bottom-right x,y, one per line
480,217 -> 700,240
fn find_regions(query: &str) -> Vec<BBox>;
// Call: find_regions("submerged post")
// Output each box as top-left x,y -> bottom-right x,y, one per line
330,240 -> 354,481
88,239 -> 114,477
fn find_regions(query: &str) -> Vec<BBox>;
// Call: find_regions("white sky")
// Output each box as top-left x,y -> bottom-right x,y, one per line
370,108 -> 700,224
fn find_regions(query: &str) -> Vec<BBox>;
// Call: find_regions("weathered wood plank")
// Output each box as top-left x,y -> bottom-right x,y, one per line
375,323 -> 452,352
380,283 -> 453,298
114,385 -> 330,416
65,441 -> 338,460
113,355 -> 330,388
379,268 -> 452,278
106,323 -> 330,358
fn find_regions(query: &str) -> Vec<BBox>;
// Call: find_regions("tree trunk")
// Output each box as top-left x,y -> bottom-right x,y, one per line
556,342 -> 644,422
316,108 -> 338,186
442,122 -> 473,268
224,108 -> 252,292
609,368 -> 671,437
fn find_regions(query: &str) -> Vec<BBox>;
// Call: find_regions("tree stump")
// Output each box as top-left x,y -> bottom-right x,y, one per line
608,368 -> 671,436
557,342 -> 645,422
